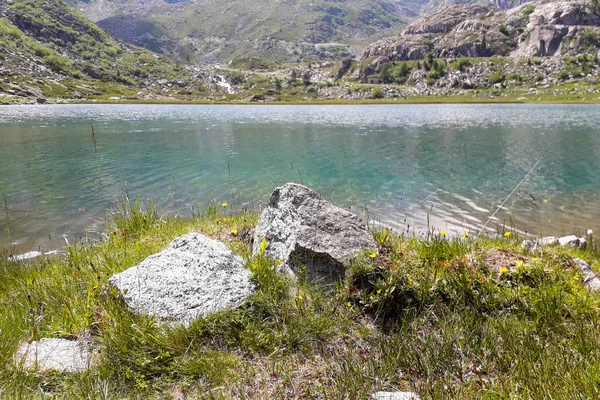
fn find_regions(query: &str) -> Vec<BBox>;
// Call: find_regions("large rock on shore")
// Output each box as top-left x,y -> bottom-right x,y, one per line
13,338 -> 93,373
372,392 -> 420,400
109,233 -> 255,325
253,183 -> 376,283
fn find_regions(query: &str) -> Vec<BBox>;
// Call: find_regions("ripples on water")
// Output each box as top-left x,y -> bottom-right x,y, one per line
0,104 -> 599,252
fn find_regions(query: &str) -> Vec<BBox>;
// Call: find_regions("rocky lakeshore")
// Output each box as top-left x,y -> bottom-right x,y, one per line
3,183 -> 600,398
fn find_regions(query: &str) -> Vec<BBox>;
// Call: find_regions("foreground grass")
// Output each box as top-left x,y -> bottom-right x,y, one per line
1,203 -> 599,399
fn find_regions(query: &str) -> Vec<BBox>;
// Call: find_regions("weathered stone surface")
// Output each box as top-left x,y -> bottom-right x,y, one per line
8,250 -> 60,262
13,338 -> 92,373
572,258 -> 600,292
522,235 -> 587,251
558,235 -> 586,248
253,183 -> 376,283
404,5 -> 489,35
109,233 -> 255,325
372,391 -> 420,400
360,1 -> 600,64
538,236 -> 559,246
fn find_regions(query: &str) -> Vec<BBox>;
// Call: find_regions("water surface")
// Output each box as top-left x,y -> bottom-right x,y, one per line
1,104 -> 599,252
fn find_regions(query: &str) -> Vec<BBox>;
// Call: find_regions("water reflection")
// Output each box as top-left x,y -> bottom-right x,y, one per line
0,104 -> 599,252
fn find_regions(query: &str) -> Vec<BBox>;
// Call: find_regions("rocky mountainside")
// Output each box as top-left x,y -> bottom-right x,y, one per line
361,1 -> 600,62
65,0 -> 425,64
0,0 -> 203,103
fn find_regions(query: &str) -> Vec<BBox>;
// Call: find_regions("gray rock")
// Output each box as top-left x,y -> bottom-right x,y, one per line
253,183 -> 376,283
572,258 -> 600,292
538,236 -> 559,246
109,233 -> 255,325
8,250 -> 60,262
521,236 -> 558,251
524,235 -> 588,251
372,392 -> 420,400
558,235 -> 586,248
13,338 -> 92,373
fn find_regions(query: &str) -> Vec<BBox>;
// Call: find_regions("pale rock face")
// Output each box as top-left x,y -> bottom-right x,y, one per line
360,1 -> 600,64
109,233 -> 255,325
372,391 -> 420,400
522,235 -> 587,251
13,338 -> 92,373
253,183 -> 376,283
572,258 -> 600,292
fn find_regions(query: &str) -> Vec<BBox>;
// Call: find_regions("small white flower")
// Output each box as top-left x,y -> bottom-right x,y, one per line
587,229 -> 594,235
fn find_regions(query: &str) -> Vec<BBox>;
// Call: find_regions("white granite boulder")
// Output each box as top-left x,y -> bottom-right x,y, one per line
253,183 -> 376,283
372,391 -> 420,400
522,235 -> 587,251
13,338 -> 92,373
109,233 -> 255,325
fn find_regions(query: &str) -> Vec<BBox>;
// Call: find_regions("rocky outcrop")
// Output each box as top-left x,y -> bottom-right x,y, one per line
572,258 -> 600,292
521,234 -> 587,251
109,233 -> 255,325
361,2 -> 600,63
253,183 -> 376,283
372,392 -> 420,400
13,338 -> 93,373
404,5 -> 489,35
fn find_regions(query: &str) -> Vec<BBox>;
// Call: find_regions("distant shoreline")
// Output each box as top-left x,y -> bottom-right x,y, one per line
3,97 -> 600,106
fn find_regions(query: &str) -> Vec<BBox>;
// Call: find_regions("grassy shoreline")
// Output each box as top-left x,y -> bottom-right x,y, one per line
5,97 -> 600,106
1,203 -> 599,399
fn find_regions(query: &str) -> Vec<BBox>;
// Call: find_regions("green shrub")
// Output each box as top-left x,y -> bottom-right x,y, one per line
452,58 -> 472,72
490,70 -> 505,84
523,4 -> 536,18
43,54 -> 71,73
370,87 -> 384,99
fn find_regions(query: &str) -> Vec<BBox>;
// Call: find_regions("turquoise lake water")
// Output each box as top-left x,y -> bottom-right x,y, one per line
0,104 -> 599,252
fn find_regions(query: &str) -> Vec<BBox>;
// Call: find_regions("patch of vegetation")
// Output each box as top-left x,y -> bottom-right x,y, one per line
1,201 -> 599,398
0,0 -> 200,99
451,58 -> 473,72
229,57 -> 277,71
370,86 -> 384,99
523,4 -> 536,18
490,70 -> 506,84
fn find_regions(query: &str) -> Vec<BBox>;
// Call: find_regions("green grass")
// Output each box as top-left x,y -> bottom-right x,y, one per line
1,200 -> 600,398
0,0 -> 203,102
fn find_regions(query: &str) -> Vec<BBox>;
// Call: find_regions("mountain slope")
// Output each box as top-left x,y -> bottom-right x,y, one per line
66,0 -> 424,63
0,0 -> 202,103
361,2 -> 600,62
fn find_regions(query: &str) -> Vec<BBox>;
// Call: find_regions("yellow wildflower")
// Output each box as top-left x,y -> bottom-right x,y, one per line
276,259 -> 283,265
230,229 -> 238,236
462,232 -> 468,238
503,231 -> 511,238
346,302 -> 352,308
516,260 -> 524,267
441,230 -> 447,236
221,202 -> 228,207
532,257 -> 538,262
369,252 -> 377,259
499,267 -> 509,274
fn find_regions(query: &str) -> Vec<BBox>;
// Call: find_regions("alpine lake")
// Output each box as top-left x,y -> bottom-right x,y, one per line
1,104 -> 599,253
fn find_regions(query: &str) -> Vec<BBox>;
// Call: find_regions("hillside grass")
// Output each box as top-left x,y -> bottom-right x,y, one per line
1,200 -> 600,399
